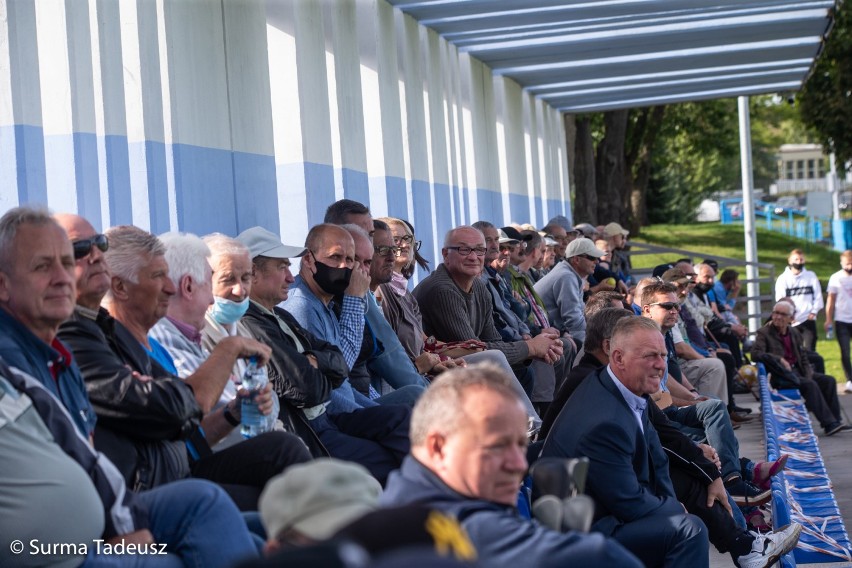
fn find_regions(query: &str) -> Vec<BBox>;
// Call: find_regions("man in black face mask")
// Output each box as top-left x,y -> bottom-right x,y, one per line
283,224 -> 371,398
240,225 -> 410,484
775,249 -> 823,351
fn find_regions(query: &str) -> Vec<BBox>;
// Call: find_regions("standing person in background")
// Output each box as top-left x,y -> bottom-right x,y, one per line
825,250 -> 852,393
776,249 -> 823,351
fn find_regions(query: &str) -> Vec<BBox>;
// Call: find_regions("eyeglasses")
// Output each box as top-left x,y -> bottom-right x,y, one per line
72,234 -> 109,260
499,243 -> 518,252
374,245 -> 401,257
393,235 -> 422,251
579,254 -> 600,262
447,246 -> 487,257
771,310 -> 793,317
649,301 -> 680,311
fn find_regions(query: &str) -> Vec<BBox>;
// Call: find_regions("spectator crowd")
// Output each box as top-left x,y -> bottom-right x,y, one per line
7,199 -> 845,567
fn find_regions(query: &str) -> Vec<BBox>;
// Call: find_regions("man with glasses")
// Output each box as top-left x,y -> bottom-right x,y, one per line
534,237 -> 606,350
413,225 -> 559,432
753,301 -> 848,436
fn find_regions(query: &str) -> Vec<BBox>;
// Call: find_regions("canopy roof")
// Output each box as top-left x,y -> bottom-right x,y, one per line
387,0 -> 836,112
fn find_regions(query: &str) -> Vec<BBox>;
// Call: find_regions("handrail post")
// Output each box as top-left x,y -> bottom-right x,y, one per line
739,96 -> 761,335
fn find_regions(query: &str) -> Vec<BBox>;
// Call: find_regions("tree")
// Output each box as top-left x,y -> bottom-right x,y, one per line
798,5 -> 852,164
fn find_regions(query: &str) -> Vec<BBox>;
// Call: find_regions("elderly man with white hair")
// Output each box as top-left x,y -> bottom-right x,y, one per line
57,223 -> 307,510
148,231 -> 310,474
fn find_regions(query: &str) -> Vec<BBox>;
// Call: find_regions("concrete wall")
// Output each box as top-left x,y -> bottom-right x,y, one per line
0,0 -> 571,278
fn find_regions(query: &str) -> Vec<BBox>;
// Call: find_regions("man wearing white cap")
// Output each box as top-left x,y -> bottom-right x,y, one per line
237,226 -> 410,484
534,238 -> 607,350
603,222 -> 632,284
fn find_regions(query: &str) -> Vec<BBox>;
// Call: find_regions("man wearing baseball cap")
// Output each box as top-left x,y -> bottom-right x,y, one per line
237,226 -> 410,484
534,238 -> 606,350
603,222 -> 632,284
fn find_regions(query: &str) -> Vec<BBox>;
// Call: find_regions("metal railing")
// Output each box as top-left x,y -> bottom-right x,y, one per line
719,198 -> 831,245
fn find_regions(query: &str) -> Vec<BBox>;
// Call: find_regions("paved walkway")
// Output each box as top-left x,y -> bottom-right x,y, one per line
709,387 -> 852,567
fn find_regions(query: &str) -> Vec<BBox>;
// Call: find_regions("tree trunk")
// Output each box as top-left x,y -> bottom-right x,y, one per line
572,116 -> 597,223
628,106 -> 666,233
595,109 -> 629,224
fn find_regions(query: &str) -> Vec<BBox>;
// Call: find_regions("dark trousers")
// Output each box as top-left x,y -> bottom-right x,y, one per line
191,431 -> 312,510
796,319 -> 818,352
669,469 -> 752,558
714,328 -> 744,368
607,508 -> 709,568
793,372 -> 842,428
835,320 -> 852,381
313,404 -> 410,485
715,350 -> 737,407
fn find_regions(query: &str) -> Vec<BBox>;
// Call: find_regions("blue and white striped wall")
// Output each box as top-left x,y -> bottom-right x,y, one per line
0,0 -> 571,272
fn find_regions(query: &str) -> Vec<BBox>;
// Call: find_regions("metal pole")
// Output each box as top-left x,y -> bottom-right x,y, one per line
829,152 -> 840,220
738,96 -> 761,334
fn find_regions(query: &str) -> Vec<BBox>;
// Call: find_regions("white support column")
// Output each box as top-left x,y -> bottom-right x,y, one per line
738,96 -> 761,334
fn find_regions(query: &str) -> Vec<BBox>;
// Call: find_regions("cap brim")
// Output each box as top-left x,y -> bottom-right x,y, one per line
263,244 -> 307,259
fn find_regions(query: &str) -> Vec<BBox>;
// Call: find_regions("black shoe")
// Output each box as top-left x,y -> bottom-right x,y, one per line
825,422 -> 846,436
725,478 -> 771,507
730,405 -> 753,415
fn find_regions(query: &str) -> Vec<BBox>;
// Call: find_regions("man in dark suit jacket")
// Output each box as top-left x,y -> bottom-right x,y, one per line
541,316 -> 709,567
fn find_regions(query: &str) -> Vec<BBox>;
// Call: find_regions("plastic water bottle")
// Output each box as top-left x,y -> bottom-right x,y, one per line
241,356 -> 270,438
827,325 -> 834,340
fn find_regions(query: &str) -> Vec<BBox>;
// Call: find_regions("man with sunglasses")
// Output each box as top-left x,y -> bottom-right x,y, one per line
641,281 -> 772,506
534,237 -> 606,350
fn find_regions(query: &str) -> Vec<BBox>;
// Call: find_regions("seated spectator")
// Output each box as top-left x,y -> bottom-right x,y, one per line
541,315 -> 708,567
342,222 -> 427,402
602,222 -> 632,284
691,263 -> 747,367
0,207 -> 257,566
540,317 -> 801,567
236,226 -> 410,484
662,268 -> 749,420
380,363 -> 644,567
641,281 -> 770,505
281,223 -> 373,411
55,219 -> 307,506
535,238 -> 607,349
540,308 -> 635,438
412,225 -> 555,431
375,218 -> 534,398
540,222 -> 573,267
0,356 -> 259,568
752,301 -> 849,436
260,458 -> 381,551
587,239 -> 625,294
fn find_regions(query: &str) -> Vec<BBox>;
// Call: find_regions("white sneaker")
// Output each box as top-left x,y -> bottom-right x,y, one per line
736,523 -> 802,568
845,380 -> 852,394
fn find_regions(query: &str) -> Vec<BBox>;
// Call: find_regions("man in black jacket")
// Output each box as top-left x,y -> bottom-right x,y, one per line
237,226 -> 410,484
55,215 -> 309,506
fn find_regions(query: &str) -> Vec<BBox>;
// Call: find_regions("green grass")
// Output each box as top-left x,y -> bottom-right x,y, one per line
630,222 -> 846,382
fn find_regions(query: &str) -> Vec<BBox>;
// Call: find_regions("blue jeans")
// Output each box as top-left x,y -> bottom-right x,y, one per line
84,479 -> 257,568
664,398 -> 741,481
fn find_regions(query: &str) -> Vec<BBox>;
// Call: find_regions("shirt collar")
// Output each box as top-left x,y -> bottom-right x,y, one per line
606,364 -> 648,415
74,304 -> 100,320
166,316 -> 202,346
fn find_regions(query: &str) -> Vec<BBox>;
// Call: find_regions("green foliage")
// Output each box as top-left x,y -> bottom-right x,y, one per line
646,100 -> 740,223
798,5 -> 852,164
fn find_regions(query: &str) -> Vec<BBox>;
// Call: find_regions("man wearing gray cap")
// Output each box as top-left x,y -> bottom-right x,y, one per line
237,226 -> 410,484
534,238 -> 606,350
260,458 -> 381,551
602,222 -> 632,284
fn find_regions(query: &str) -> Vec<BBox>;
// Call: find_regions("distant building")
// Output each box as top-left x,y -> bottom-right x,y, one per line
773,144 -> 827,194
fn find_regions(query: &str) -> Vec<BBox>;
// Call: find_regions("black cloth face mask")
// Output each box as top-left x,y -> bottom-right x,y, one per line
311,251 -> 352,296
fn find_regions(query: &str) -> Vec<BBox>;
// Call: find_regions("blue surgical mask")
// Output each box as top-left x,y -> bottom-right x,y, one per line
210,296 -> 250,324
